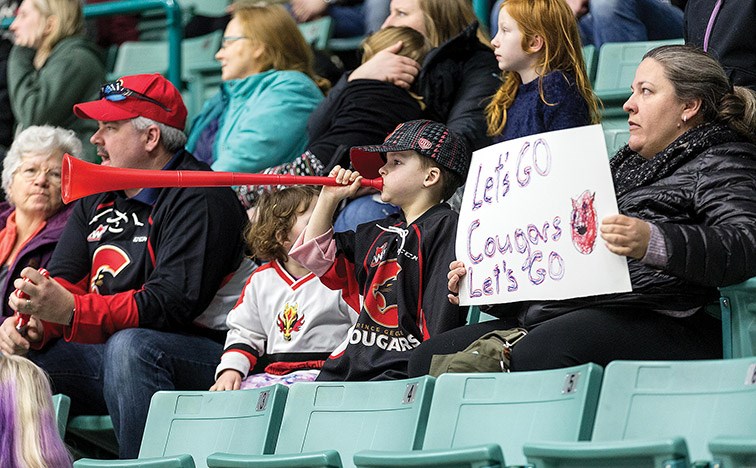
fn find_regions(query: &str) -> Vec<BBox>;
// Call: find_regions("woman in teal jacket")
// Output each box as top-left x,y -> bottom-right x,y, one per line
186,3 -> 328,174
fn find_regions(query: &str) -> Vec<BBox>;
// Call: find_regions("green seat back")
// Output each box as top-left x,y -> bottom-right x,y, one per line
603,127 -> 630,158
719,277 -> 756,358
592,358 -> 756,462
67,414 -> 119,459
595,39 -> 683,118
110,30 -> 222,82
298,16 -> 333,50
709,436 -> 756,468
52,394 -> 71,438
420,364 -> 602,466
141,387 -> 287,466
74,386 -> 288,468
582,44 -> 597,86
274,377 -> 434,468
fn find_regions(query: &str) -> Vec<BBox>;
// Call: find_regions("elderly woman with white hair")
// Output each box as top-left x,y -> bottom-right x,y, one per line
0,125 -> 81,319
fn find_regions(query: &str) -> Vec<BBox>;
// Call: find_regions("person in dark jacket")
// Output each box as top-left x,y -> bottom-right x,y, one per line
349,0 -> 500,152
684,0 -> 756,90
0,125 -> 81,320
410,45 -> 756,374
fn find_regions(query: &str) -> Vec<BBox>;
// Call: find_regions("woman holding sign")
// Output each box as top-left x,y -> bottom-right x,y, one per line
409,45 -> 756,374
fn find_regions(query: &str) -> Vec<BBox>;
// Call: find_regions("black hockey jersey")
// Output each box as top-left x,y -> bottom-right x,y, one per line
43,151 -> 247,345
312,203 -> 465,381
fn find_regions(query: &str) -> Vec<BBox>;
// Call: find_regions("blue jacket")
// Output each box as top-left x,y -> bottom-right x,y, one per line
186,69 -> 324,173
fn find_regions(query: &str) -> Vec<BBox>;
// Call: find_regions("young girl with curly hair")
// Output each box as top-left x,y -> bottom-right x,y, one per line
211,186 -> 358,390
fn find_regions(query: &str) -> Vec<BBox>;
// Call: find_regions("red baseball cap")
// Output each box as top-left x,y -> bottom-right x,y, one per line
73,74 -> 187,130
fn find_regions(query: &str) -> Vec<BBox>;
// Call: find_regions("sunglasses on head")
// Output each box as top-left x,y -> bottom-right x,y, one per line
100,81 -> 172,112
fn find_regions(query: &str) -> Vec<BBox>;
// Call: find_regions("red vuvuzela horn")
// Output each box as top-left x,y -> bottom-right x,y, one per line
61,154 -> 383,204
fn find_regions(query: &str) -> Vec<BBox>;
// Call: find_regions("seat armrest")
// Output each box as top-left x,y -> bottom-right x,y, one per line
353,444 -> 504,467
73,454 -> 195,468
523,437 -> 689,467
206,450 -> 342,468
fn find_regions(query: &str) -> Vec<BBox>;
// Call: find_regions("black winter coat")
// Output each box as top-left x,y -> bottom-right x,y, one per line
415,22 -> 500,151
685,0 -> 756,89
498,136 -> 756,325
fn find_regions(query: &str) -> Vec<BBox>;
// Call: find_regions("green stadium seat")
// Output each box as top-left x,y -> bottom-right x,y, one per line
709,436 -> 756,468
603,127 -> 630,157
328,36 -> 366,53
298,17 -> 333,50
52,394 -> 71,438
182,0 -> 228,17
719,277 -> 756,359
73,385 -> 288,468
352,363 -> 602,468
523,357 -> 756,467
67,414 -> 119,460
206,376 -> 435,468
582,44 -> 597,86
109,30 -> 222,82
594,39 -> 683,127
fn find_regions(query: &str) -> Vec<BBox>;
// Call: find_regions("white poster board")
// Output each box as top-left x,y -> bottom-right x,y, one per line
455,124 -> 632,306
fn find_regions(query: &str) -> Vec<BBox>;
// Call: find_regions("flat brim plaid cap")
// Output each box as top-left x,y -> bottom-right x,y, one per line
350,119 -> 470,179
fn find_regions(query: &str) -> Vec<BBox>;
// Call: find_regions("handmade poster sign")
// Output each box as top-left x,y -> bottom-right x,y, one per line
456,124 -> 632,305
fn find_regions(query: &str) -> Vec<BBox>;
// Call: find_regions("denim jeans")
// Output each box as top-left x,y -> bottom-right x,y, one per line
29,328 -> 223,459
489,0 -> 683,49
582,0 -> 684,48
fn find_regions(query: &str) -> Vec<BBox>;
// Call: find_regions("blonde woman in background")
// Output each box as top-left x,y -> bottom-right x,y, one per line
8,0 -> 105,162
186,2 -> 329,174
0,353 -> 72,468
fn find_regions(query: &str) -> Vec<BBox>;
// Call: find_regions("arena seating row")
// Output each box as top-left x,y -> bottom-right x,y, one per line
62,357 -> 755,468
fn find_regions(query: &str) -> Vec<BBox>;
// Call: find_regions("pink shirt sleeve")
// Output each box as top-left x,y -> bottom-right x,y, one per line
289,228 -> 338,277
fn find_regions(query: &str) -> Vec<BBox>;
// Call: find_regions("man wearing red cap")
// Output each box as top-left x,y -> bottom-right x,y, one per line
0,74 -> 251,458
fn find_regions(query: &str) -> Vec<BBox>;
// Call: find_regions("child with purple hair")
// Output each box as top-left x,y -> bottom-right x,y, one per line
0,354 -> 72,468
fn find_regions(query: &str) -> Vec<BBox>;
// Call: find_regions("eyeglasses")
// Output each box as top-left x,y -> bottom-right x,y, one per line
17,164 -> 62,184
100,81 -> 172,112
221,36 -> 250,49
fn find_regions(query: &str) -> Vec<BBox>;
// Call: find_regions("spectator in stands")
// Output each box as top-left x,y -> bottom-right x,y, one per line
411,45 -> 756,375
211,186 -> 358,390
185,3 -> 328,174
486,0 -> 600,143
349,0 -> 499,152
290,119 -> 469,381
0,1 -> 20,164
685,0 -> 756,90
8,0 -> 105,162
290,0 -> 390,38
319,0 -> 498,230
235,26 -> 430,212
84,0 -> 139,49
0,126 -> 81,320
0,73 -> 251,459
491,0 -> 684,49
0,354 -> 72,468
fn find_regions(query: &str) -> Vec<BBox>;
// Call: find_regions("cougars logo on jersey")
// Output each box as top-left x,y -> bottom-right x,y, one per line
90,245 -> 131,293
363,259 -> 401,328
